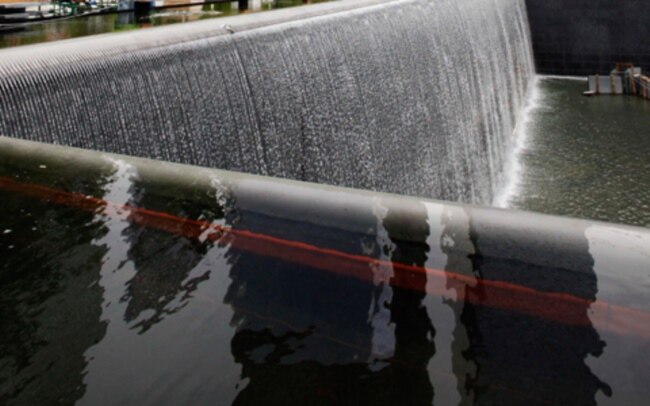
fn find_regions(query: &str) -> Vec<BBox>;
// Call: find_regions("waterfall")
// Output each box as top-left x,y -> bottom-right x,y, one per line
0,0 -> 535,205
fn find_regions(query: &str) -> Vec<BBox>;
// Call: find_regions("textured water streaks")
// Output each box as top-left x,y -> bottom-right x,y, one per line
0,0 -> 534,205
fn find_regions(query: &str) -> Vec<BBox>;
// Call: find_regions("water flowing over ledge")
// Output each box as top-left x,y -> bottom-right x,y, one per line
0,0 -> 535,205
492,75 -> 541,208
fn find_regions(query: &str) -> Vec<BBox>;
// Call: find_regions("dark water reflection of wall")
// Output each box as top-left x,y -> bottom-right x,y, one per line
1,144 -> 649,404
456,214 -> 608,404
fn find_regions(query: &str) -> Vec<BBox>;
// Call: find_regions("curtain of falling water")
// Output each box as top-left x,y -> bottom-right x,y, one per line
0,0 -> 535,205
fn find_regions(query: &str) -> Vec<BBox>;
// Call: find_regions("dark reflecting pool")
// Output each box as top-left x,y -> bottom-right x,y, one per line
1,139 -> 649,404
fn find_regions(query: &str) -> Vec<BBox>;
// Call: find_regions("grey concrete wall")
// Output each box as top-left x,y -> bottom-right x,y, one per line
525,0 -> 650,75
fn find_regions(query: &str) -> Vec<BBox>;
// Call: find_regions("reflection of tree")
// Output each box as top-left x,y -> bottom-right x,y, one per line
225,201 -> 437,404
119,182 -> 221,333
224,218 -> 376,403
0,181 -> 108,404
379,201 -> 436,404
121,229 -> 211,331
446,211 -> 610,404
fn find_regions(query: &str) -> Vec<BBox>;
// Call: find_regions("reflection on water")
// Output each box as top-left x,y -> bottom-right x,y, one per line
0,0 -> 329,49
378,200 -> 435,402
0,147 -> 649,404
0,170 -> 109,404
225,199 -> 434,403
425,204 -> 477,404
459,214 -> 609,404
585,226 -> 650,405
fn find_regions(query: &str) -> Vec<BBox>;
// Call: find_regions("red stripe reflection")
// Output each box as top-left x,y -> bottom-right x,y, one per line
1,175 -> 649,339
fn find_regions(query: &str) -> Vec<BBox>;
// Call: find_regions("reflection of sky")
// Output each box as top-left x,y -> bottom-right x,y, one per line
423,202 -> 472,405
367,199 -> 396,363
586,225 -> 650,405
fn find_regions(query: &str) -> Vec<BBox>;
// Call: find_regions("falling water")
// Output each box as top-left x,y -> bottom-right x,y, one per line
0,0 -> 535,205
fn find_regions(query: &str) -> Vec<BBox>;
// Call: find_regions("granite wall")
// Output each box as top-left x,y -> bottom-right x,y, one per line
525,0 -> 650,75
